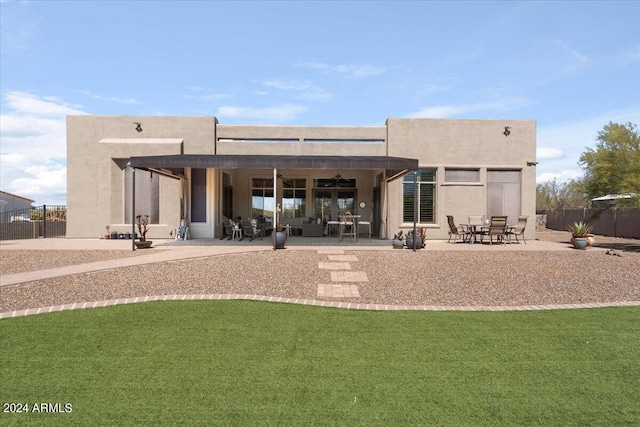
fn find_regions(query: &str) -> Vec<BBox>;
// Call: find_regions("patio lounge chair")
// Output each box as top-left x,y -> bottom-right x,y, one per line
447,215 -> 470,243
240,219 -> 262,241
220,217 -> 234,240
481,216 -> 508,245
506,215 -> 528,244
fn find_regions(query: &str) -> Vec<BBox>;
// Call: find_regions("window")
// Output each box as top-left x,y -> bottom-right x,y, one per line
403,169 -> 436,223
252,178 -> 274,218
222,172 -> 233,220
191,168 -> 207,223
282,178 -> 306,218
445,169 -> 479,182
125,168 -> 159,224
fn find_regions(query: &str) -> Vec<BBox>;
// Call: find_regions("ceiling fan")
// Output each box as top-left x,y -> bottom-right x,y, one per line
276,173 -> 292,186
324,172 -> 349,187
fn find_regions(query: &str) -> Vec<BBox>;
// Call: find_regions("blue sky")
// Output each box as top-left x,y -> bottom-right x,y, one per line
1,0 -> 639,205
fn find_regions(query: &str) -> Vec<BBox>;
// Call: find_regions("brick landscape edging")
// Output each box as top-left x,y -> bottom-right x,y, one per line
1,295 -> 639,319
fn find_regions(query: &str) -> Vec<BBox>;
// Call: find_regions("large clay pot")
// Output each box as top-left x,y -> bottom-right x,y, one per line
392,238 -> 404,249
586,234 -> 595,246
273,231 -> 287,249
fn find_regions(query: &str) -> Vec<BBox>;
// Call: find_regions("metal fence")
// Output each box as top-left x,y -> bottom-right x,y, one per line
0,205 -> 67,240
545,208 -> 640,239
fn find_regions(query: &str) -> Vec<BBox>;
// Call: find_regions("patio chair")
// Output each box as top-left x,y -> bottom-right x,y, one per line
240,219 -> 262,241
481,216 -> 508,245
220,217 -> 234,240
446,215 -> 470,243
358,213 -> 372,241
339,212 -> 356,241
175,218 -> 190,240
325,218 -> 340,236
505,215 -> 528,244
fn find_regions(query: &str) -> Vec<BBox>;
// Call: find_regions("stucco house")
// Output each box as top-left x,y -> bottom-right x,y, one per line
0,190 -> 35,215
66,116 -> 536,241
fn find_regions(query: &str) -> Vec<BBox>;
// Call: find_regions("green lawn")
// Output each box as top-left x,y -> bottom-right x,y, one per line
1,302 -> 638,426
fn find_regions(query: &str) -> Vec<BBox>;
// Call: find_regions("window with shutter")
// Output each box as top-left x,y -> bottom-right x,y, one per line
402,169 -> 436,224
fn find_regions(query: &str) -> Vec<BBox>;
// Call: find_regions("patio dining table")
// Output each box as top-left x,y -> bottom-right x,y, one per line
467,221 -> 487,244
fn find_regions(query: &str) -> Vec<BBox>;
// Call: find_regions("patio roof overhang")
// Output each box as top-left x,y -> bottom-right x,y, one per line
129,154 -> 418,172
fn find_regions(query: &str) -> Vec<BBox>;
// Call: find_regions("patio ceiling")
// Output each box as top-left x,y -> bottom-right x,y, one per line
129,154 -> 418,172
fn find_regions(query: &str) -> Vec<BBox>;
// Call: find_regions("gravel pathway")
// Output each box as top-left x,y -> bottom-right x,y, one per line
1,232 -> 639,313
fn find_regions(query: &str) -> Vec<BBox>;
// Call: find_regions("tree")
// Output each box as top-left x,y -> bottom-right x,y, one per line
536,179 -> 587,211
579,122 -> 640,207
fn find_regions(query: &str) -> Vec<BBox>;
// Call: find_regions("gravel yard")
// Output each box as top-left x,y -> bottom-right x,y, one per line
1,232 -> 639,313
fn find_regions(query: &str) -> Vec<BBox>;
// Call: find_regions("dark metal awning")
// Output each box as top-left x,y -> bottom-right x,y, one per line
129,154 -> 418,171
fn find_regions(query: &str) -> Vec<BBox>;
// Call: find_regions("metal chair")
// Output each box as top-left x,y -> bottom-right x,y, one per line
506,216 -> 528,244
446,215 -> 470,243
481,216 -> 508,245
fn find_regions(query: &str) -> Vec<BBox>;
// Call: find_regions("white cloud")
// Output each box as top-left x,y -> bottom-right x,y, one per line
9,162 -> 67,202
536,169 -> 583,184
257,79 -> 332,101
4,91 -> 85,117
294,61 -> 385,79
537,147 -> 563,160
216,104 -> 308,122
77,90 -> 139,104
0,91 -> 84,204
182,87 -> 232,101
408,97 -> 534,118
261,79 -> 313,91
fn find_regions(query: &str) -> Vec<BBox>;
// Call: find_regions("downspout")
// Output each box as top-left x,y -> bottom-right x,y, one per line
131,166 -> 136,251
413,169 -> 417,252
273,167 -> 277,250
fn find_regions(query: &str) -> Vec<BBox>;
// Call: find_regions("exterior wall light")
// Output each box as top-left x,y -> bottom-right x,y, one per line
503,126 -> 511,137
134,122 -> 143,133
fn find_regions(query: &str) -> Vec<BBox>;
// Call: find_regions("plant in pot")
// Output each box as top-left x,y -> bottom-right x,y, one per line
405,228 -> 426,249
392,231 -> 404,249
135,215 -> 152,249
568,221 -> 592,250
105,225 -> 111,239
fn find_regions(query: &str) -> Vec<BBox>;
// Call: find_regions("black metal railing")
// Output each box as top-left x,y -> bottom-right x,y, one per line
0,205 -> 67,240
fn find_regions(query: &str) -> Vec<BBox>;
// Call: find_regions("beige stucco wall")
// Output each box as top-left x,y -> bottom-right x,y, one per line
216,124 -> 386,156
66,116 -> 216,239
385,118 -> 537,240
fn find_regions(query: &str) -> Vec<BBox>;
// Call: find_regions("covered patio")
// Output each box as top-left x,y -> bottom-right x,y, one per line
129,154 -> 419,250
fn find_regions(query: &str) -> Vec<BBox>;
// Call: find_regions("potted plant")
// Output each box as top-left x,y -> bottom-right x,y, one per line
405,228 -> 426,249
135,214 -> 152,249
104,225 -> 111,239
392,231 -> 404,249
568,221 -> 592,250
